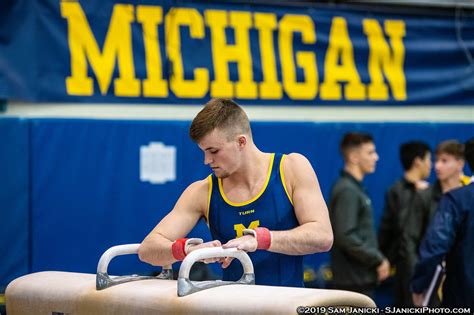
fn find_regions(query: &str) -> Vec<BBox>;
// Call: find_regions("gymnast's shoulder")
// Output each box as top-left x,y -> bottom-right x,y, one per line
281,152 -> 317,180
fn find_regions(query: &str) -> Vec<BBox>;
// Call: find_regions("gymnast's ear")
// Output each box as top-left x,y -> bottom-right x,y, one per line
237,135 -> 247,148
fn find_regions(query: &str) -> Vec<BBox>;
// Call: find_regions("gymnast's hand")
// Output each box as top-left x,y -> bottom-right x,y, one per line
222,235 -> 258,252
219,235 -> 257,268
186,240 -> 223,264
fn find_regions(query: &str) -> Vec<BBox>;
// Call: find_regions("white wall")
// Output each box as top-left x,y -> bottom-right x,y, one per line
4,102 -> 474,123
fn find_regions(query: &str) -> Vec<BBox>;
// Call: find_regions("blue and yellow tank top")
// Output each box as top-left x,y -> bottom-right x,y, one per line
206,153 -> 303,287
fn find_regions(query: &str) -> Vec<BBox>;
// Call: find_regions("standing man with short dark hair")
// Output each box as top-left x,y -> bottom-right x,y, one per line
138,99 -> 333,287
330,132 -> 390,298
378,141 -> 432,306
411,138 -> 474,307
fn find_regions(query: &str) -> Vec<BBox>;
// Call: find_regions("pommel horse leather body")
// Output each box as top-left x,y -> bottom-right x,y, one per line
6,271 -> 375,315
6,245 -> 375,314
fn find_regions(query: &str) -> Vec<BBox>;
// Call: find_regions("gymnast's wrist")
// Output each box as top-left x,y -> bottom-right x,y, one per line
243,227 -> 272,250
171,238 -> 203,261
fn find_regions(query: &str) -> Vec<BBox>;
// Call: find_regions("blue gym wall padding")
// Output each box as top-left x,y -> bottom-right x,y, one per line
1,118 -> 472,283
0,118 -> 30,287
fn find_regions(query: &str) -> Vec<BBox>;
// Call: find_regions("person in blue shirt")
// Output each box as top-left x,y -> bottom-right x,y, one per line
411,137 -> 474,307
138,98 -> 333,287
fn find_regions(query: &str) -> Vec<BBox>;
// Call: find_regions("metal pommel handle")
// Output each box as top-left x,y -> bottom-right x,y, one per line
97,244 -> 141,274
177,247 -> 255,297
96,244 -> 172,290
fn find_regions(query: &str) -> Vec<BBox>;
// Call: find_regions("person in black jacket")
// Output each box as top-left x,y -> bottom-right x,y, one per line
378,141 -> 431,306
330,132 -> 390,298
411,137 -> 474,307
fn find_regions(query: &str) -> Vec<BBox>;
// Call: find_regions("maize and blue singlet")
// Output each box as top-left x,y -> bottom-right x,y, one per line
206,153 -> 304,287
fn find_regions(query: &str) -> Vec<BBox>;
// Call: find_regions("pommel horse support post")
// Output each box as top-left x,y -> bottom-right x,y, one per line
6,244 -> 376,315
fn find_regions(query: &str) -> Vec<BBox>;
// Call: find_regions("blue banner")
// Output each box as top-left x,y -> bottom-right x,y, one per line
1,1 -> 474,105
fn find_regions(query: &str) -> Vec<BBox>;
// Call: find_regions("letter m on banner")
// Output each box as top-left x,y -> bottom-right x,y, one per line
61,1 -> 140,96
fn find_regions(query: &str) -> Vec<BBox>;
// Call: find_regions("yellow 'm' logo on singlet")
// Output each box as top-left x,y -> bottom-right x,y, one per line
233,220 -> 260,237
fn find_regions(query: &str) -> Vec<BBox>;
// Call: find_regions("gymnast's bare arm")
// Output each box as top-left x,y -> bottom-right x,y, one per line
223,153 -> 333,255
138,178 -> 219,267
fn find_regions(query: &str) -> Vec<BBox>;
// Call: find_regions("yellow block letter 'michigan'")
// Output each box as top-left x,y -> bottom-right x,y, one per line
279,15 -> 318,100
61,2 -> 139,96
363,19 -> 406,101
166,8 -> 209,98
320,17 -> 365,100
205,10 -> 257,99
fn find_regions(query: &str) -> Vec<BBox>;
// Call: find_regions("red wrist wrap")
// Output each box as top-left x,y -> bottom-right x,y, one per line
255,227 -> 271,250
171,238 -> 188,261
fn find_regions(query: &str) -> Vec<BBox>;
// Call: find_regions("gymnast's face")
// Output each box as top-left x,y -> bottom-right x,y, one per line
198,128 -> 243,178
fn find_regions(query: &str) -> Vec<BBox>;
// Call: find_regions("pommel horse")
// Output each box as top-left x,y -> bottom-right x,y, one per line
6,244 -> 376,314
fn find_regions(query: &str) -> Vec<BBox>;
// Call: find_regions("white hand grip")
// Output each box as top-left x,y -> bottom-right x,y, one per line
177,247 -> 255,296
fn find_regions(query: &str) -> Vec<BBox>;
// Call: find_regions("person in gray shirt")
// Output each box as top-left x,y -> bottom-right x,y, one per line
330,132 -> 390,298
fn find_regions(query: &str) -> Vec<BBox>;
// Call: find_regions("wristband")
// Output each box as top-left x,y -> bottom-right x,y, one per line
243,227 -> 272,250
171,238 -> 203,261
